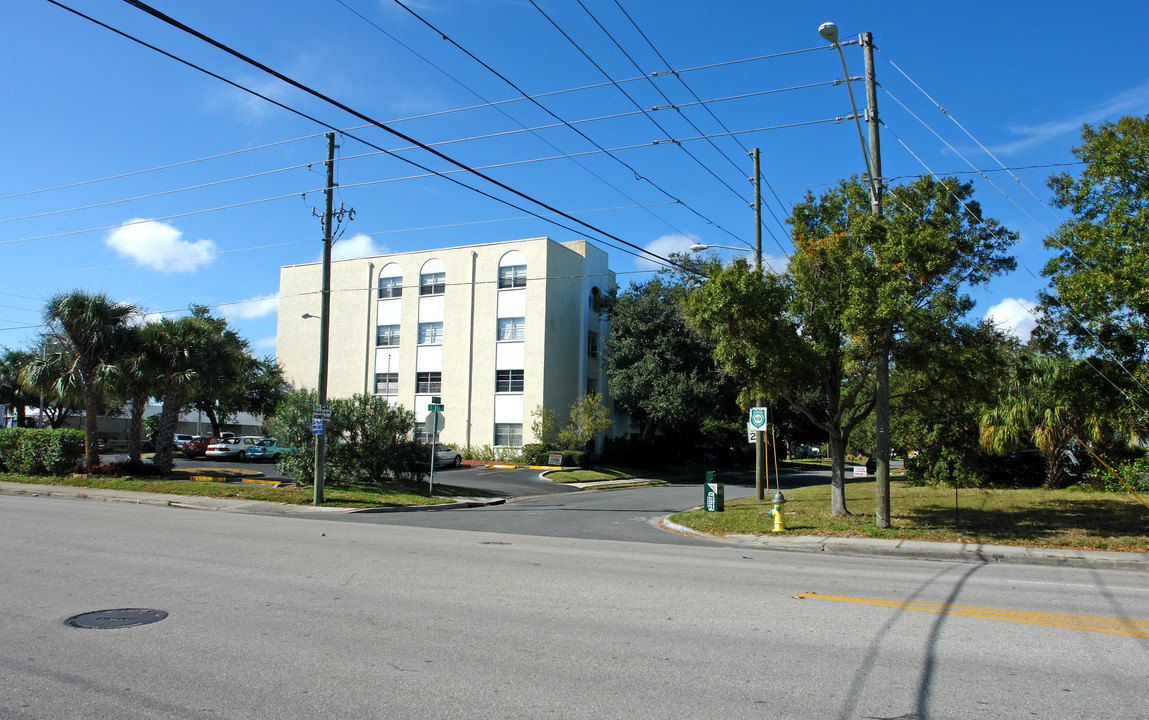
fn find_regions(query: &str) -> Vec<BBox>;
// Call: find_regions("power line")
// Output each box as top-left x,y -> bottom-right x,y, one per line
0,132 -> 323,201
335,0 -> 704,254
49,0 -> 684,273
609,0 -> 795,252
529,0 -> 753,248
389,0 -> 752,251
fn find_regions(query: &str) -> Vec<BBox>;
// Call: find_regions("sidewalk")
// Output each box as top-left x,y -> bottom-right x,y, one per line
659,516 -> 1149,572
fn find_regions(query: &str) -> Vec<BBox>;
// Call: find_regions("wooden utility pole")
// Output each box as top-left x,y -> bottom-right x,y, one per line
313,132 -> 335,505
862,32 -> 890,528
752,148 -> 766,501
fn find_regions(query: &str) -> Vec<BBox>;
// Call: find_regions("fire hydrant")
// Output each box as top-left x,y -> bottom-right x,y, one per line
771,491 -> 787,532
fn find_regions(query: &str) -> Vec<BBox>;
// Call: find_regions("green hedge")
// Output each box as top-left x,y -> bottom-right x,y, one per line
520,443 -> 596,468
0,428 -> 85,476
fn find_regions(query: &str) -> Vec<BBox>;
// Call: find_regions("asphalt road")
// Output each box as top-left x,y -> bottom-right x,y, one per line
2,493 -> 1146,719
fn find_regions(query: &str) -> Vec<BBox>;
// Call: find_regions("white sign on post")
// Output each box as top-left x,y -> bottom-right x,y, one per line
749,407 -> 767,430
746,423 -> 758,444
852,465 -> 867,477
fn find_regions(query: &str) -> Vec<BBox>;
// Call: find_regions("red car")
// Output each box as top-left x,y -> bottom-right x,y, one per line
181,436 -> 211,459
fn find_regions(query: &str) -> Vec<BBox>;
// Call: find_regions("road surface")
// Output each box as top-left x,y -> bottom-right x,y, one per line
2,491 -> 1145,719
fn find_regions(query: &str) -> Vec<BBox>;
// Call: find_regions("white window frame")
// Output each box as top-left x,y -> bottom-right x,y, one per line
498,264 -> 527,289
418,322 -> 444,345
494,423 -> 523,447
376,324 -> 400,347
420,271 -> 446,296
497,317 -> 525,341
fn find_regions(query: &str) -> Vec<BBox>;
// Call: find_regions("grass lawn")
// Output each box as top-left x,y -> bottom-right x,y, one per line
670,476 -> 1149,552
548,468 -> 637,483
0,471 -> 474,509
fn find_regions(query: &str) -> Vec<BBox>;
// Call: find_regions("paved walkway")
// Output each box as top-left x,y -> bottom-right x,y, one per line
3,480 -> 1145,572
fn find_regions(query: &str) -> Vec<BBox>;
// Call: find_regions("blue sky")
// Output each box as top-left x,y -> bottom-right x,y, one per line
3,0 -> 1148,357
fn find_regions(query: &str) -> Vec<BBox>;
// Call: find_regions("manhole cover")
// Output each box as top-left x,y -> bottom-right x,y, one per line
65,608 -> 168,629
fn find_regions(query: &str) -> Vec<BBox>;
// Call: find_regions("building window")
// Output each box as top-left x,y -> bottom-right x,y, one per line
418,322 -> 444,345
496,369 -> 524,393
586,377 -> 598,395
376,324 -> 400,347
374,372 -> 398,395
497,317 -> 525,341
416,371 -> 441,394
378,276 -> 402,299
494,423 -> 523,447
498,264 -> 527,289
587,331 -> 599,358
420,271 -> 445,295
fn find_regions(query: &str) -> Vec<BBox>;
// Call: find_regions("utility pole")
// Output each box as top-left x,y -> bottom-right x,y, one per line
862,32 -> 890,528
752,148 -> 766,501
313,132 -> 335,505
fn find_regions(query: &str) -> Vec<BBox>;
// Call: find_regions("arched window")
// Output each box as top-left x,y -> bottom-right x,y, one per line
498,250 -> 527,289
378,263 -> 403,299
419,258 -> 446,296
589,286 -> 601,309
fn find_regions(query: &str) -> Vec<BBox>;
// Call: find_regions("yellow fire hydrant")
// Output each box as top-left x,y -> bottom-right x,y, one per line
771,491 -> 787,532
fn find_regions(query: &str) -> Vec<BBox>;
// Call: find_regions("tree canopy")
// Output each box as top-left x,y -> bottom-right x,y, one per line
1039,114 -> 1149,366
599,267 -> 738,443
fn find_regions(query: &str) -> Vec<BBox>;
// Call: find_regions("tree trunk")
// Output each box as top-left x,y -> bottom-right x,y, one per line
152,380 -> 186,473
81,376 -> 100,470
829,432 -> 850,516
126,393 -> 147,463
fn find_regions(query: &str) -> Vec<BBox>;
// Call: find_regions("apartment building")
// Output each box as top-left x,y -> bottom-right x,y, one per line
276,237 -> 616,448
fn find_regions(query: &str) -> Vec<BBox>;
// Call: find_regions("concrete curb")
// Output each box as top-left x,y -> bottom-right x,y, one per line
657,517 -> 1149,572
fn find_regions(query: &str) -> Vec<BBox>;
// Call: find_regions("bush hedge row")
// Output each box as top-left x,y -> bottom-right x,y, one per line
0,428 -> 85,476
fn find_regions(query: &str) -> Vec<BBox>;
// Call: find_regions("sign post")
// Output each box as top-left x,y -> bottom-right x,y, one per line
426,399 -> 444,494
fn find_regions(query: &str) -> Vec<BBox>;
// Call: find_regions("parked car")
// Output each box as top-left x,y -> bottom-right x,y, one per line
172,434 -> 193,451
182,436 -> 211,459
432,443 -> 463,468
205,437 -> 243,460
244,438 -> 295,463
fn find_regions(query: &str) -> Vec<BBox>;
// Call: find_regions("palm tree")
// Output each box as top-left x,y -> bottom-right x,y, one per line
0,348 -> 36,427
104,325 -> 161,464
19,338 -> 83,429
38,291 -> 137,468
146,316 -> 216,473
979,354 -> 1082,488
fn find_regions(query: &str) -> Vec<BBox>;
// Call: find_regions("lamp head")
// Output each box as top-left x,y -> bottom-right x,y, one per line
301,313 -> 317,319
818,21 -> 839,44
688,243 -> 710,253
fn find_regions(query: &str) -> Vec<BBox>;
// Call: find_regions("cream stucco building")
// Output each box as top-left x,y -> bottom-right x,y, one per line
276,237 -> 617,449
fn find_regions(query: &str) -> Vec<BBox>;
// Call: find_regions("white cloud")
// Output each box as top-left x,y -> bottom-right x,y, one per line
219,294 -> 280,321
329,233 -> 387,261
989,80 -> 1149,156
106,219 -> 216,273
985,297 -> 1040,341
634,233 -> 701,272
253,335 -> 277,351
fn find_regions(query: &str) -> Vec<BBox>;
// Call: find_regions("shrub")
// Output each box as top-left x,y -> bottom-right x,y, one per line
1090,456 -> 1149,493
0,428 -> 85,476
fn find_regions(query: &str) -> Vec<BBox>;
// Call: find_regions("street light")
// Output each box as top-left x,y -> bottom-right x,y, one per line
689,243 -> 761,270
819,21 -> 879,213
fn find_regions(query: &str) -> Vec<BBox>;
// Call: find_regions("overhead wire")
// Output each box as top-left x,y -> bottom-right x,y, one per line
881,116 -> 1149,412
610,0 -> 795,252
50,0 -> 683,274
334,0 -> 703,251
390,0 -> 752,250
529,0 -> 753,249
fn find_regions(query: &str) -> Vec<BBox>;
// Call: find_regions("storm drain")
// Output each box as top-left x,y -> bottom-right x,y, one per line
65,608 -> 168,629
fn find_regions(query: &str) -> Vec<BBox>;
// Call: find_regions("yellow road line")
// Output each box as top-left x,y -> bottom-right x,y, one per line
796,592 -> 1149,638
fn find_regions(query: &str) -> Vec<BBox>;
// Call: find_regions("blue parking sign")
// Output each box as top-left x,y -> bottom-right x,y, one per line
312,418 -> 324,436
